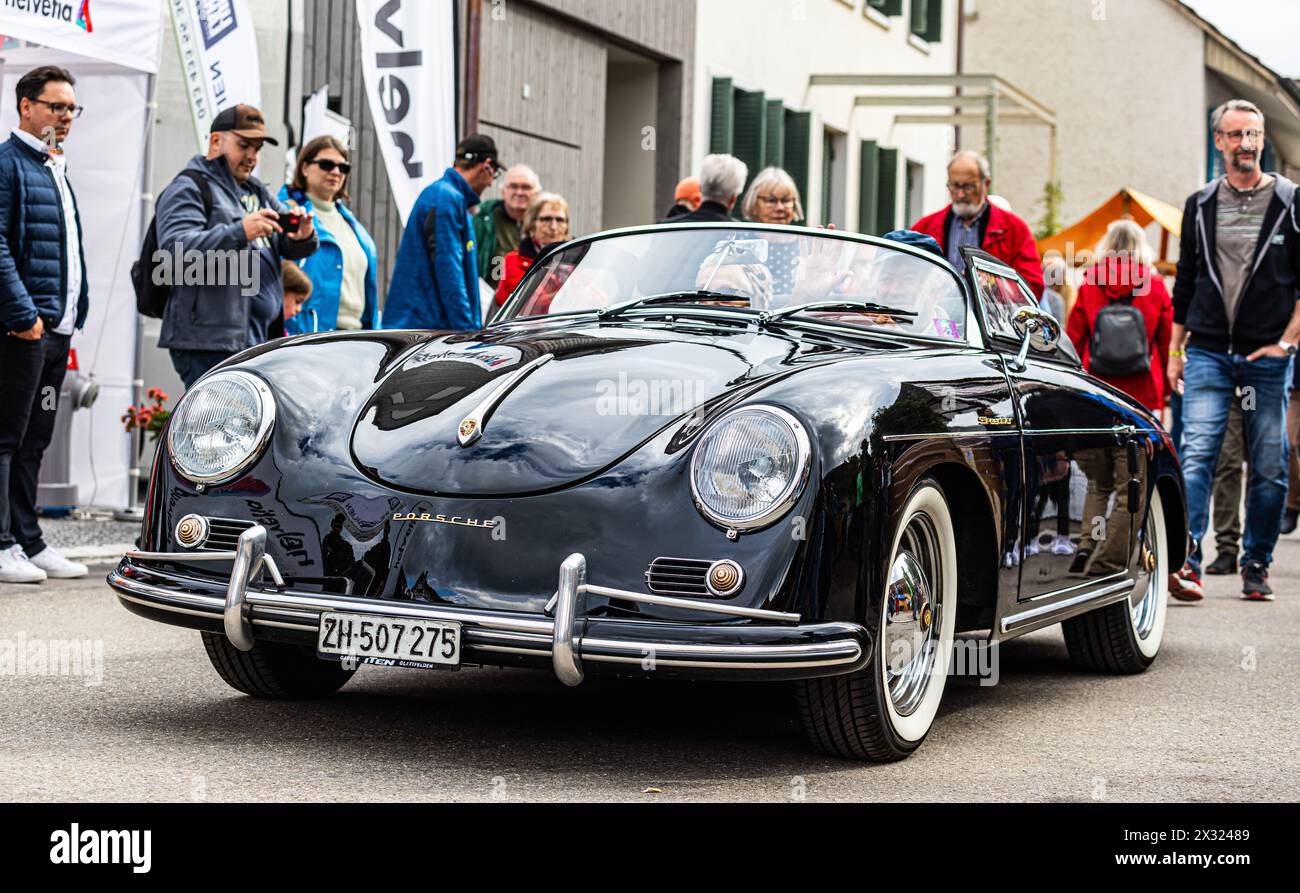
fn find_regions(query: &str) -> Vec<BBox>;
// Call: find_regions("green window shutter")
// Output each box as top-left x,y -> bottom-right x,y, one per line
876,148 -> 899,234
925,0 -> 943,41
821,134 -> 833,227
859,140 -> 880,235
732,87 -> 767,192
783,110 -> 813,221
710,77 -> 734,154
763,99 -> 785,169
868,0 -> 904,15
910,0 -> 942,41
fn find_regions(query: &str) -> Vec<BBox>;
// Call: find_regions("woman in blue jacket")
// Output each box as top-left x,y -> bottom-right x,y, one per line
278,136 -> 378,334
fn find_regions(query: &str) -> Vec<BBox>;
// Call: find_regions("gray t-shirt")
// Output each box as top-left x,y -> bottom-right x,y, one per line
1216,175 -> 1275,324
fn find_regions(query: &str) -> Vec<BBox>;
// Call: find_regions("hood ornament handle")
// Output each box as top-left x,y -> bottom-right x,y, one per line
458,353 -> 555,447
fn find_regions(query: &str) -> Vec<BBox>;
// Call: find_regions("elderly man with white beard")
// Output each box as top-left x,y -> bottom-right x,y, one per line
912,150 -> 1046,300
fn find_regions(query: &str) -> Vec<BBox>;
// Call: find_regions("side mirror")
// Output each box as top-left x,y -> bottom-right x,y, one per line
1009,307 -> 1061,371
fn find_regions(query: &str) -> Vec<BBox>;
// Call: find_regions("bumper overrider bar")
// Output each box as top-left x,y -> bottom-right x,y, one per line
109,525 -> 866,683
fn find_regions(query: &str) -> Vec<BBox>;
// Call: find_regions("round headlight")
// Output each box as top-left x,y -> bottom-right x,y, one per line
690,405 -> 811,531
168,370 -> 275,484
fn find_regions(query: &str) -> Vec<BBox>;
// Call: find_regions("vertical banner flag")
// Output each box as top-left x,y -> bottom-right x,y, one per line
355,0 -> 456,225
167,0 -> 261,152
0,0 -> 164,72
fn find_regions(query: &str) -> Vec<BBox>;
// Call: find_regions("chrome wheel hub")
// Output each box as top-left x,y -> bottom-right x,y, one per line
884,514 -> 942,716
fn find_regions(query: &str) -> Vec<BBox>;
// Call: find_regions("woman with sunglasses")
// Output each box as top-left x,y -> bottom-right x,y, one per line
278,135 -> 379,334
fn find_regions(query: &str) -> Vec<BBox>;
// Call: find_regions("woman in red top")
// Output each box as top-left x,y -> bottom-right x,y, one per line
494,192 -> 571,309
1066,219 -> 1173,413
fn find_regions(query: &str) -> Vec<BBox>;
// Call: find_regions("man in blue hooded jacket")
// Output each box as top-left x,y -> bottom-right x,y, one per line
384,134 -> 502,331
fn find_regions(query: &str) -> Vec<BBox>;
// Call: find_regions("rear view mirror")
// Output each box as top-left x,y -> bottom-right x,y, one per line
714,238 -> 769,266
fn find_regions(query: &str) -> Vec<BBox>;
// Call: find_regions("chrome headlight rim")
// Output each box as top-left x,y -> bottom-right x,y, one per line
689,403 -> 812,532
167,370 -> 276,486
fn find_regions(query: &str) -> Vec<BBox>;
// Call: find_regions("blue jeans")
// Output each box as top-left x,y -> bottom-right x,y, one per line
169,349 -> 234,390
1181,346 -> 1293,571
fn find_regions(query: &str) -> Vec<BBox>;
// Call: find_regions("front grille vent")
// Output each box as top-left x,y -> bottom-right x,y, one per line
645,557 -> 713,596
199,517 -> 256,552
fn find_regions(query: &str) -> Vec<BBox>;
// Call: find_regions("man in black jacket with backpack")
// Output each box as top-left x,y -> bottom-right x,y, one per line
1168,99 -> 1300,602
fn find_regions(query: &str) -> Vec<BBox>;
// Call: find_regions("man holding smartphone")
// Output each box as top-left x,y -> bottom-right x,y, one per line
155,104 -> 318,388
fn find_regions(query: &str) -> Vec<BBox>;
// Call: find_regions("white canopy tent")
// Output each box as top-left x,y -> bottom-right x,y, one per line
0,0 -> 164,511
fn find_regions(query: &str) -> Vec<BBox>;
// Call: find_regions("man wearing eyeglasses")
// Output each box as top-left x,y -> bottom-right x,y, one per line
911,150 -> 1045,300
1168,99 -> 1300,603
385,133 -> 503,331
0,66 -> 92,583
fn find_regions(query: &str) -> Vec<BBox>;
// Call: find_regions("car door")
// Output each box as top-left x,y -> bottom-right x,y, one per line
961,248 -> 1140,606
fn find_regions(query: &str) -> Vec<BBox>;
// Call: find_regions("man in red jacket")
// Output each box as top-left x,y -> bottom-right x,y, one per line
912,151 -> 1045,298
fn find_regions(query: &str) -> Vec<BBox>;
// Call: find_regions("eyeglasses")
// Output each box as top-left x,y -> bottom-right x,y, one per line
30,98 -> 84,118
946,181 -> 982,194
1219,128 -> 1264,144
536,215 -> 568,226
757,195 -> 796,207
309,159 -> 352,175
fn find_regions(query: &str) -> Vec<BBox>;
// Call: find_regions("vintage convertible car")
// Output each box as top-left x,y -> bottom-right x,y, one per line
109,223 -> 1186,761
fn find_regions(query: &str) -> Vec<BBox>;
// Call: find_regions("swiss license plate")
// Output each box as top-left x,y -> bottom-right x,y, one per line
317,612 -> 461,670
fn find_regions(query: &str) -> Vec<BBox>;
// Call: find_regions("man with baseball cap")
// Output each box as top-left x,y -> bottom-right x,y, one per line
385,133 -> 503,330
155,103 -> 318,387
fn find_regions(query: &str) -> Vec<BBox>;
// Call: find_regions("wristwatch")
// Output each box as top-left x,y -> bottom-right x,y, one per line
1279,339 -> 1298,356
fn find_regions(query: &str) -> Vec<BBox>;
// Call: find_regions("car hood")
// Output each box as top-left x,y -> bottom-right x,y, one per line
351,321 -> 859,496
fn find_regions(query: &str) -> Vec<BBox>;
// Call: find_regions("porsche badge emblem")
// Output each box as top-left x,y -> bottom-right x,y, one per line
459,418 -> 478,441
920,604 -> 933,632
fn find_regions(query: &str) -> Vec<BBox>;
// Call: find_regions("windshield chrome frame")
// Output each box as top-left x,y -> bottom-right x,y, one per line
489,222 -> 974,346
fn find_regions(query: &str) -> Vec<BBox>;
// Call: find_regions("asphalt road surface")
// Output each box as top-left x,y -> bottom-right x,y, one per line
2,543 -> 1297,802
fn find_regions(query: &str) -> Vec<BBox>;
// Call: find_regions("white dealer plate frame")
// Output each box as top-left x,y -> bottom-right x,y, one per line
317,611 -> 461,669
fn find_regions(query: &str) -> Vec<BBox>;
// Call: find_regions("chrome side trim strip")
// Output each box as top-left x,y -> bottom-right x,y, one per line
881,430 -> 1019,442
1001,578 -> 1135,634
1023,570 -> 1128,603
882,425 -> 1138,443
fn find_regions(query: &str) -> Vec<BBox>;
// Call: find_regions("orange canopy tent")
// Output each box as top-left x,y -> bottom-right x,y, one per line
1037,187 -> 1184,275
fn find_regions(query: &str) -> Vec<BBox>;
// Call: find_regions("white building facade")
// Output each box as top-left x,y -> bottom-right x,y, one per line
692,0 -> 961,233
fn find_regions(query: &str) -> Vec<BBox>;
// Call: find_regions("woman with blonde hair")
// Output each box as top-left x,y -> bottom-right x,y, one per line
1066,219 -> 1173,412
494,192 -> 572,308
740,167 -> 807,295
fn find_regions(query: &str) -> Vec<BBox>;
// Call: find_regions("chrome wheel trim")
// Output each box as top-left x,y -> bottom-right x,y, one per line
1131,507 -> 1161,640
878,483 -> 957,743
885,516 -> 941,716
1129,489 -> 1169,658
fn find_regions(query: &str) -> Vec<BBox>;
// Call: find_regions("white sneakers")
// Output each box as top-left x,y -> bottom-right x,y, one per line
27,546 -> 88,579
0,544 -> 88,583
0,544 -> 46,583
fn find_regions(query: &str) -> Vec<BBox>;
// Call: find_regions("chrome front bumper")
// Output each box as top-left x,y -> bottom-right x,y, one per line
109,525 -> 867,684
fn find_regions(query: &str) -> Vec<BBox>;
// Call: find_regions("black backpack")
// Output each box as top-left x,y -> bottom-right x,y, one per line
131,170 -> 212,318
1088,292 -> 1150,378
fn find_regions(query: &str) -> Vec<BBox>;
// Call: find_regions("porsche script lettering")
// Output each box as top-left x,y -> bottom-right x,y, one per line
392,512 -> 497,530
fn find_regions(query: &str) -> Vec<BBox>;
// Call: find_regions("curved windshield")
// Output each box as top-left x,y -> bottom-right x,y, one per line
496,227 -> 967,341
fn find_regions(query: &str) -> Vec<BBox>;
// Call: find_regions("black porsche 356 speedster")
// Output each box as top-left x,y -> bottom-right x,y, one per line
110,223 -> 1186,761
